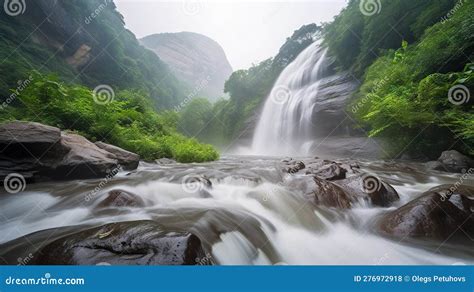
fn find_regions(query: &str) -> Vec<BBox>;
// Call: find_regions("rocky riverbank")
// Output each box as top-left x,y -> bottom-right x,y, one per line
0,151 -> 473,265
0,121 -> 140,182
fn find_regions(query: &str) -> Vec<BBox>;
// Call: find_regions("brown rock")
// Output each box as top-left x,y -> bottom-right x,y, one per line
335,173 -> 399,207
31,221 -> 209,265
95,189 -> 146,209
95,141 -> 140,170
378,185 -> 474,245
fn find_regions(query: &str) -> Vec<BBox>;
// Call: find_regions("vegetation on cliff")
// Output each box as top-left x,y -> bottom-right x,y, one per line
324,0 -> 473,157
0,73 -> 218,162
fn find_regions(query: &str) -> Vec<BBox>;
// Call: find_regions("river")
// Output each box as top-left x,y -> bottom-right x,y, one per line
1,155 -> 472,265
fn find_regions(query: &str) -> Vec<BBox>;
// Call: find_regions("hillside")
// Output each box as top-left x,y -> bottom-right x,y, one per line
0,0 -> 186,109
325,0 -> 473,158
0,0 -> 218,163
141,32 -> 233,101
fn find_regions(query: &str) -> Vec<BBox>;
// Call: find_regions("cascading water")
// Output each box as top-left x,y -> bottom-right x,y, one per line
251,41 -> 329,156
1,157 -> 472,265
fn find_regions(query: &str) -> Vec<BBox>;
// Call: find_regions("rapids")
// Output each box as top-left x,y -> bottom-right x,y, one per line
1,156 -> 472,265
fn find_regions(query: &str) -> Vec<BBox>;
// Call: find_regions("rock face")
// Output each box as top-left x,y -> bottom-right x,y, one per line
95,141 -> 140,170
427,150 -> 474,173
1,0 -> 185,107
140,32 -> 233,101
0,121 -> 139,181
19,221 -> 208,265
378,185 -> 474,245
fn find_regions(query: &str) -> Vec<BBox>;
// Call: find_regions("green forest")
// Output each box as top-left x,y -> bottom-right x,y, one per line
0,0 -> 472,161
325,0 -> 473,157
178,0 -> 473,158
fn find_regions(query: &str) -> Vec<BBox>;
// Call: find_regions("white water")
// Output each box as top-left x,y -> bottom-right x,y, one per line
1,157 -> 472,265
252,41 -> 328,156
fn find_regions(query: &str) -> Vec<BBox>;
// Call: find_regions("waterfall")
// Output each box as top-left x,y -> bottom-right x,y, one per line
251,41 -> 329,156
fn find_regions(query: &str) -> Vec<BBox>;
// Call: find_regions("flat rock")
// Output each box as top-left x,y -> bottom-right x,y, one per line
31,221 -> 208,265
0,121 -> 62,158
0,121 -> 60,144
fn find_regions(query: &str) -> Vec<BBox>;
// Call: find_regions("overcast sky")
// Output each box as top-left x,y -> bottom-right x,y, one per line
114,0 -> 347,70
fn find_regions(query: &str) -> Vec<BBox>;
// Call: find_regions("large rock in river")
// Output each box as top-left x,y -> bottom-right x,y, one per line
0,121 -> 140,181
286,173 -> 399,209
29,221 -> 208,265
94,189 -> 146,209
334,173 -> 400,207
378,185 -> 474,245
46,133 -> 119,179
426,150 -> 474,173
95,141 -> 140,170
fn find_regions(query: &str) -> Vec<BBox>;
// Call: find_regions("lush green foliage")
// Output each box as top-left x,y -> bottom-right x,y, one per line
324,0 -> 457,74
351,0 -> 474,157
0,0 -> 186,109
0,73 -> 219,162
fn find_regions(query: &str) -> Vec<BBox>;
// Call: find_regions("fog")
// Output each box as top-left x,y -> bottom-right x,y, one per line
114,0 -> 347,70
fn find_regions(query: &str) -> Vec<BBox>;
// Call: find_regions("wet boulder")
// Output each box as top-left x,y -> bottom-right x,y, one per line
0,121 -> 61,157
31,221 -> 208,265
286,176 -> 352,209
427,150 -> 474,173
45,133 -> 119,180
95,142 -> 140,170
378,185 -> 474,245
284,160 -> 306,174
307,162 -> 347,181
312,177 -> 352,209
334,173 -> 399,207
95,189 -> 146,209
286,171 -> 399,209
0,121 -> 126,181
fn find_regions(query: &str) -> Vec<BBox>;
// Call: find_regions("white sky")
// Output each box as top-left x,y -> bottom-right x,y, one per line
114,0 -> 347,70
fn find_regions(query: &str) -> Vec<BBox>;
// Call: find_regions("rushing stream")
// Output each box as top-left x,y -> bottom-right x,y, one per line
1,156 -> 473,265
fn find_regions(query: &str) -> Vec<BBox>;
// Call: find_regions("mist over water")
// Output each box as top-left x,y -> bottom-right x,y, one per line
1,157 -> 472,265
